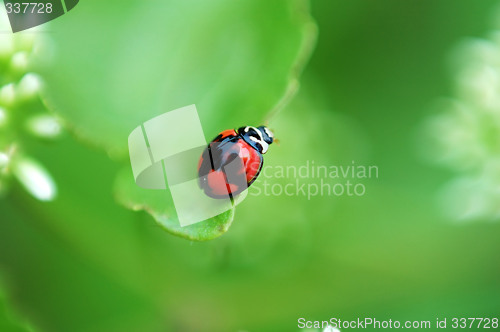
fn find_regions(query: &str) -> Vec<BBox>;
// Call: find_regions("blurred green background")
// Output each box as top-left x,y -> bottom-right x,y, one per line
1,0 -> 500,331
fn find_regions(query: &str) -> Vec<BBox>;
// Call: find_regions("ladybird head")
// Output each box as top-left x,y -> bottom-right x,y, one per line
237,126 -> 274,154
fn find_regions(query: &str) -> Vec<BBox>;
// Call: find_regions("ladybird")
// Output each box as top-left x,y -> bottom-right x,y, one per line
198,125 -> 274,199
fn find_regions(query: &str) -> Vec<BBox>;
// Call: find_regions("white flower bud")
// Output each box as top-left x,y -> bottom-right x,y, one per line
13,156 -> 57,201
17,73 -> 43,99
10,51 -> 30,71
26,114 -> 62,138
0,152 -> 9,169
0,107 -> 6,126
0,83 -> 16,106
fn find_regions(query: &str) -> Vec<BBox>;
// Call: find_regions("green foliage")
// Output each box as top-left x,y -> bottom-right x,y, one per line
114,167 -> 234,241
40,0 -> 316,240
0,284 -> 33,332
42,0 -> 315,155
422,32 -> 500,221
1,1 -> 500,331
0,14 -> 60,202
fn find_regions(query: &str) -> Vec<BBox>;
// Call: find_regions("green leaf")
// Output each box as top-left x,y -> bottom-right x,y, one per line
114,167 -> 234,241
39,0 -> 316,240
41,0 -> 316,156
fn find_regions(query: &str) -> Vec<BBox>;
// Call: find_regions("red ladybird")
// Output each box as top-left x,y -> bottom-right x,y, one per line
198,126 -> 274,199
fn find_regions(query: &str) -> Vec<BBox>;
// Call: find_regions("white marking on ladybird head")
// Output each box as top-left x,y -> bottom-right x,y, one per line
249,135 -> 268,154
263,127 -> 274,139
245,125 -> 261,137
243,126 -> 270,153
